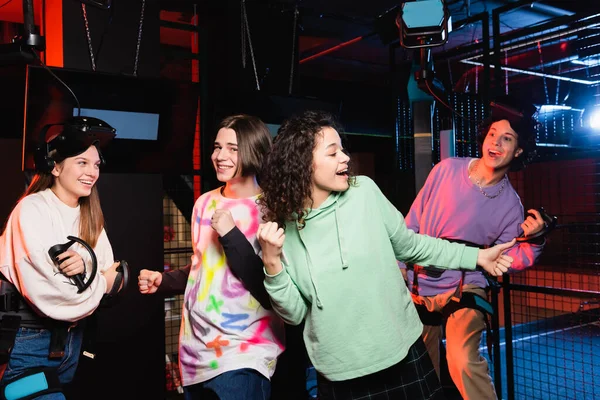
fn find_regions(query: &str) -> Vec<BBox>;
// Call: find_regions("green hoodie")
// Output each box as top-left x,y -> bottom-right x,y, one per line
264,176 -> 478,381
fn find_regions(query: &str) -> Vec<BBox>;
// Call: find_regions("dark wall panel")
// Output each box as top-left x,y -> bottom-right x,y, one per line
65,173 -> 165,400
0,66 -> 26,139
62,0 -> 160,78
0,139 -> 25,227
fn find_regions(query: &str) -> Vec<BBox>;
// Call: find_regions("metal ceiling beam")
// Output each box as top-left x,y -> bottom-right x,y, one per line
502,1 -> 574,18
491,11 -> 600,54
460,59 -> 600,85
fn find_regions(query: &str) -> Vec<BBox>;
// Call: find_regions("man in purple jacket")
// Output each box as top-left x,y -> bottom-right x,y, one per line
401,97 -> 546,400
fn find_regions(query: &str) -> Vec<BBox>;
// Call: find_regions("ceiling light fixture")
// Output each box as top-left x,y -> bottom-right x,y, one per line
396,0 -> 451,49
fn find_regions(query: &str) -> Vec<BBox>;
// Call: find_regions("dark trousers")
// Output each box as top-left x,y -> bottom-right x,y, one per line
271,323 -> 309,400
183,368 -> 270,400
317,337 -> 445,400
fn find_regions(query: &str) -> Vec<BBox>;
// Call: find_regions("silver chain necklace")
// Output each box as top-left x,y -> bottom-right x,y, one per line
81,1 -> 145,75
469,159 -> 507,199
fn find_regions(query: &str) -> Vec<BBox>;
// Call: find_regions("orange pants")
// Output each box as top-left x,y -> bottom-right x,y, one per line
412,285 -> 497,400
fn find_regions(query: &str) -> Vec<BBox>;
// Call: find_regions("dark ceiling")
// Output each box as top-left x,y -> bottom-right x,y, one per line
155,0 -> 600,137
291,0 -> 592,83
159,0 -> 598,91
2,0 -> 589,120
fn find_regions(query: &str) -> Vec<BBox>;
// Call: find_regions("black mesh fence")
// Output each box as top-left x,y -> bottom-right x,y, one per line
163,175 -> 195,396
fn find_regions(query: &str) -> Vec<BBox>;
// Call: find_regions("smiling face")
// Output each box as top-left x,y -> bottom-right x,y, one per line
481,119 -> 523,171
211,127 -> 240,183
310,126 -> 350,207
51,145 -> 101,207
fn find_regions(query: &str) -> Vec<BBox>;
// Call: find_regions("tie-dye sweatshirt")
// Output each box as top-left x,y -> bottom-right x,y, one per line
179,187 -> 284,387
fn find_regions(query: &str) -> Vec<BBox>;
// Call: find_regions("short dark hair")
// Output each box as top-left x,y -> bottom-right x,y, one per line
216,114 -> 272,177
477,96 -> 538,171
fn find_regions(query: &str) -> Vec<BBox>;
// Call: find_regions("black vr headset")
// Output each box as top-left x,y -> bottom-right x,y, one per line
34,116 -> 117,173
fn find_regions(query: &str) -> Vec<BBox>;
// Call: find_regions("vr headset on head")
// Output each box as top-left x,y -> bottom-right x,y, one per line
34,116 -> 116,173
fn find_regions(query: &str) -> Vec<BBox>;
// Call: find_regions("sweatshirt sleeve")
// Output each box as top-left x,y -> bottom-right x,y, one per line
3,199 -> 107,322
494,202 -> 544,271
156,265 -> 190,296
219,227 -> 272,310
405,162 -> 442,234
263,257 -> 308,326
365,177 -> 479,270
398,163 -> 441,269
96,228 -> 115,273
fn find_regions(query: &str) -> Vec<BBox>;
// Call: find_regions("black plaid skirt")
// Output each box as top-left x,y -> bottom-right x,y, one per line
316,337 -> 445,400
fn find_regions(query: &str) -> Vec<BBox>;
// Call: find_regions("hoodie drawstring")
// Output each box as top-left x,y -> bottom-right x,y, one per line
297,221 -> 324,309
295,197 -> 349,309
334,202 -> 349,270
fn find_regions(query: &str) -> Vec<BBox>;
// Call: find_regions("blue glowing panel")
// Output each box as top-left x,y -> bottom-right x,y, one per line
75,108 -> 160,140
402,0 -> 444,28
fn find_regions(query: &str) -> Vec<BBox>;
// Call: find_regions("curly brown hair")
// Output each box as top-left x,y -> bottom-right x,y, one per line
258,110 -> 354,229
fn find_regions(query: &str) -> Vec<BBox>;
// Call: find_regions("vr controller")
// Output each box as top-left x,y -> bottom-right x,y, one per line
48,236 -> 97,293
49,236 -> 129,297
516,207 -> 557,243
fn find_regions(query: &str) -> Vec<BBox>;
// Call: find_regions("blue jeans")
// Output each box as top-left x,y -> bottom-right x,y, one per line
1,325 -> 83,400
184,368 -> 271,400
